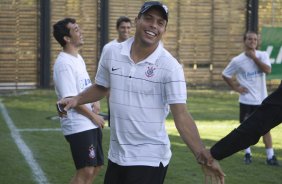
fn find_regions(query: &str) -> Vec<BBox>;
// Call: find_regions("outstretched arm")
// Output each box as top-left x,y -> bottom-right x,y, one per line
59,84 -> 109,111
170,104 -> 225,183
210,97 -> 282,160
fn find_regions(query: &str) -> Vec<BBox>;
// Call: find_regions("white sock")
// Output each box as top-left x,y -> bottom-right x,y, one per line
245,147 -> 251,155
266,148 -> 274,159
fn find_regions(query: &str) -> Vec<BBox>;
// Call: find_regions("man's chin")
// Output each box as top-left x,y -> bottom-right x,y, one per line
246,46 -> 256,50
122,35 -> 129,40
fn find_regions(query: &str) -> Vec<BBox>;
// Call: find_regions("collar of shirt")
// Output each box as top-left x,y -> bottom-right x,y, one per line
120,37 -> 163,65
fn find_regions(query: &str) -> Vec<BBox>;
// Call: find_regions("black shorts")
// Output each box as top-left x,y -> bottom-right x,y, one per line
65,128 -> 104,169
240,103 -> 260,123
104,160 -> 168,184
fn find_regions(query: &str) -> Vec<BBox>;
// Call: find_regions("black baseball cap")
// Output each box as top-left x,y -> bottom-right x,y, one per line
139,1 -> 169,22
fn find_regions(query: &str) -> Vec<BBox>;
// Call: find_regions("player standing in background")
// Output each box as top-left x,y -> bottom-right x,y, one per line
53,18 -> 105,184
222,31 -> 279,166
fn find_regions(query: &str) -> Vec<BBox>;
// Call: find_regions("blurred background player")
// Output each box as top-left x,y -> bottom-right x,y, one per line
222,31 -> 278,165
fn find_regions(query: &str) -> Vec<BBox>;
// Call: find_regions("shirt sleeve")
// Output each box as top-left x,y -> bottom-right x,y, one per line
164,65 -> 187,104
222,59 -> 238,78
95,45 -> 111,88
260,51 -> 271,67
54,63 -> 78,99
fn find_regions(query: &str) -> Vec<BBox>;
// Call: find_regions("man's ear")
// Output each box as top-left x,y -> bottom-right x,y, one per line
63,36 -> 70,43
134,16 -> 139,24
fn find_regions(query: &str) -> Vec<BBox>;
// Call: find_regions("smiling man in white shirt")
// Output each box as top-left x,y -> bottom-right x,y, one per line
58,2 -> 225,184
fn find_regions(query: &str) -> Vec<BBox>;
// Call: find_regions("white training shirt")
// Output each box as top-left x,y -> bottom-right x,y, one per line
53,52 -> 98,135
95,37 -> 187,167
222,50 -> 271,105
101,39 -> 118,52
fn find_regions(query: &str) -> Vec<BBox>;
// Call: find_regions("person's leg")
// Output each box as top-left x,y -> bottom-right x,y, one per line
263,132 -> 273,150
66,129 -> 104,184
238,103 -> 282,166
240,103 -> 253,164
263,131 -> 279,165
93,128 -> 104,179
70,166 -> 101,184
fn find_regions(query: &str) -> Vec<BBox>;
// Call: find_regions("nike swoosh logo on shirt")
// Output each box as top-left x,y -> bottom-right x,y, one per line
112,67 -> 120,71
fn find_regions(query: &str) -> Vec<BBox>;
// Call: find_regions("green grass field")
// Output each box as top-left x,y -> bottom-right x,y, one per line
0,89 -> 281,184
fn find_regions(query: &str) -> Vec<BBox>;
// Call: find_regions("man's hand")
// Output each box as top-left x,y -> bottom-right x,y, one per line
235,86 -> 249,95
90,113 -> 105,128
245,49 -> 271,74
56,103 -> 67,117
57,96 -> 79,111
196,149 -> 213,165
197,149 -> 225,184
91,101 -> 101,114
245,49 -> 256,60
202,160 -> 225,184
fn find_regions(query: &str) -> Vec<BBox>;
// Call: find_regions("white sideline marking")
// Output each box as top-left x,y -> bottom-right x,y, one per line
0,102 -> 49,184
18,128 -> 61,132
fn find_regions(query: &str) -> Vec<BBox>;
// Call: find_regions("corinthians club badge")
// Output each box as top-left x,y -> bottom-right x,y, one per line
145,66 -> 156,77
88,145 -> 96,159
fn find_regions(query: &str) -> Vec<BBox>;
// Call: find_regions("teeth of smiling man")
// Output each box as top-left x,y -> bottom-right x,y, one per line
145,31 -> 156,36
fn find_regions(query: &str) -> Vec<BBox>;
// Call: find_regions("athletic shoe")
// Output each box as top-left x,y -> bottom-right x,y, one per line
244,153 -> 252,164
266,155 -> 280,166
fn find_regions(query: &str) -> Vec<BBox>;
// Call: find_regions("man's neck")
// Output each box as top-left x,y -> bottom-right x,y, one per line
117,38 -> 126,43
130,41 -> 158,63
63,45 -> 79,57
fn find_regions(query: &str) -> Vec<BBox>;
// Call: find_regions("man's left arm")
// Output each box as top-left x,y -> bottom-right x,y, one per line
170,103 -> 205,158
170,103 -> 225,183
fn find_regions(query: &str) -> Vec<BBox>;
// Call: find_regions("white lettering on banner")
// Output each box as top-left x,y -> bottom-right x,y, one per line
277,46 -> 282,64
266,45 -> 282,64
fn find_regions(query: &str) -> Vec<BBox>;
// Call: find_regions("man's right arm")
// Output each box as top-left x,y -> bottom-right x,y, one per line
60,84 -> 109,111
210,127 -> 254,160
222,75 -> 248,94
210,92 -> 282,160
210,101 -> 264,160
